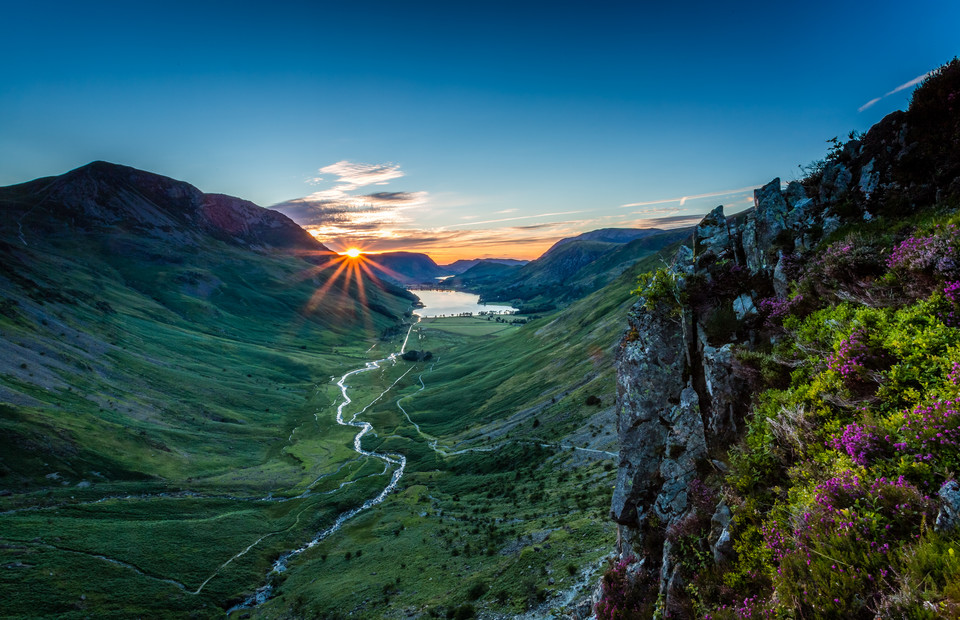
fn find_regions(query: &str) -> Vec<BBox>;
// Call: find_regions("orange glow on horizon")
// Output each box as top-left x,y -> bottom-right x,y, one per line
344,248 -> 362,258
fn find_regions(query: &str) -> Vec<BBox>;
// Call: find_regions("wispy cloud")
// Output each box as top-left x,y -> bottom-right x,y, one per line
309,161 -> 404,189
275,160 -> 427,240
858,69 -> 936,112
437,210 -> 586,230
621,185 -> 760,209
857,97 -> 882,113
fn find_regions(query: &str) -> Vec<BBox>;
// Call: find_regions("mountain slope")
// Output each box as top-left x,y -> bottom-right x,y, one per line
366,250 -> 449,283
472,227 -> 690,310
0,162 -> 414,490
3,161 -> 324,251
439,258 -> 528,274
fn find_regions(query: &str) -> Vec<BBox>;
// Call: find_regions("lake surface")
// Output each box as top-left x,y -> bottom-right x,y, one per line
411,289 -> 517,318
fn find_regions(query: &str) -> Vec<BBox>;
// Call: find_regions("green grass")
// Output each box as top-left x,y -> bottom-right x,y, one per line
0,226 -> 679,617
419,315 -> 520,337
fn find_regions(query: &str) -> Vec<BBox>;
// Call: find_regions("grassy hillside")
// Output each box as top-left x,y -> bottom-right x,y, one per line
0,157 -> 689,618
472,228 -> 689,311
250,244 -> 687,619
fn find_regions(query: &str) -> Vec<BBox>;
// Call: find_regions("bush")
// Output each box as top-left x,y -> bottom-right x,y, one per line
594,555 -> 656,619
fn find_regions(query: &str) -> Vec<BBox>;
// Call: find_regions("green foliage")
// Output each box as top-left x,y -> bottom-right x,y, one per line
633,267 -> 684,313
705,210 -> 960,618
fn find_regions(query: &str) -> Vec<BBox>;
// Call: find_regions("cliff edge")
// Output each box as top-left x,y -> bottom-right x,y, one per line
606,59 -> 960,617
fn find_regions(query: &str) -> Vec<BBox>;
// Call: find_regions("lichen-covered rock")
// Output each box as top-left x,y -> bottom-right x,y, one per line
732,293 -> 756,320
612,301 -> 686,531
710,502 -> 734,564
694,205 -> 733,270
936,480 -> 960,532
858,157 -> 879,199
742,178 -> 790,274
701,343 -> 741,436
783,181 -> 807,209
820,161 -> 853,203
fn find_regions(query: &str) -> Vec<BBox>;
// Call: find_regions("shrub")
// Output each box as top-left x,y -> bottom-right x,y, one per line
594,555 -> 656,620
765,472 -> 935,616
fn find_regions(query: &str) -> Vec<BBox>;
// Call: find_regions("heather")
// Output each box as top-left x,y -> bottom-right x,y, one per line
600,59 -> 960,618
701,218 -> 960,618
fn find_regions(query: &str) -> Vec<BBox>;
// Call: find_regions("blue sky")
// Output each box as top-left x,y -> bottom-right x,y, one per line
1,1 -> 957,261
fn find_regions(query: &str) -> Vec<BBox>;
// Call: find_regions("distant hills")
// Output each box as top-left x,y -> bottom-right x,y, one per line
362,254 -> 529,284
439,257 -> 529,274
364,251 -> 449,284
361,227 -> 695,310
462,227 -> 692,310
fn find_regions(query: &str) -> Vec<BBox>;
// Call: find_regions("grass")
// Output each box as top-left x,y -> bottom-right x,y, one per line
0,222 -> 682,617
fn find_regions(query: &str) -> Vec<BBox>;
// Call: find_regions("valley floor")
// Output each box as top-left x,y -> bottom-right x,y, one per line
1,313 -> 618,619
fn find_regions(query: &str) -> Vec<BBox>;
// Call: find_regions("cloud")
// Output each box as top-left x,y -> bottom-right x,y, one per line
857,97 -> 882,113
858,68 -> 937,112
621,185 -> 759,209
437,210 -> 586,229
275,160 -> 427,238
630,214 -> 704,229
309,160 -> 404,189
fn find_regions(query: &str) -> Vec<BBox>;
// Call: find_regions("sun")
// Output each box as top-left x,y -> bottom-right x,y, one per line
345,248 -> 362,258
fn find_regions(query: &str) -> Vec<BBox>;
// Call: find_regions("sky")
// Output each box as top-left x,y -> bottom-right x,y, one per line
1,1 -> 958,262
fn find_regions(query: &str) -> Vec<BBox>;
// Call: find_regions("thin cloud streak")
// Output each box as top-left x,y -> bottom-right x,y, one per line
621,185 -> 760,208
858,69 -> 936,112
437,210 -> 586,229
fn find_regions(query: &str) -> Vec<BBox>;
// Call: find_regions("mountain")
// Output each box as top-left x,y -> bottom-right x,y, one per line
603,59 -> 960,617
550,227 -> 662,249
0,161 -> 414,489
448,260 -> 524,288
470,227 -> 690,310
365,250 -> 450,284
3,161 -> 324,252
439,258 -> 529,274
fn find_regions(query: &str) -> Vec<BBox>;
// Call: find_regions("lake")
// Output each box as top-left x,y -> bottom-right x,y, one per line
410,289 -> 517,318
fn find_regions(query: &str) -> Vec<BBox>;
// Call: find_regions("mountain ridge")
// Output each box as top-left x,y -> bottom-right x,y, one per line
1,161 -> 326,252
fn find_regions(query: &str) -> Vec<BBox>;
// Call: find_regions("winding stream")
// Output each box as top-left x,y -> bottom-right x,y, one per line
231,326 -> 416,611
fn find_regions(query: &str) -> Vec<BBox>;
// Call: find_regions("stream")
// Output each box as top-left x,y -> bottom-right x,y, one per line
230,325 -> 416,611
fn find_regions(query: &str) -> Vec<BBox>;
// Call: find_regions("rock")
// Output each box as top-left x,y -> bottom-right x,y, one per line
732,294 -> 756,320
711,459 -> 728,473
785,197 -> 816,232
710,502 -> 734,564
822,214 -> 841,237
783,181 -> 807,209
700,343 -> 741,436
936,480 -> 960,532
713,529 -> 733,565
820,161 -> 852,203
772,252 -> 790,298
694,205 -> 732,269
400,350 -> 433,362
612,289 -> 689,530
859,158 -> 879,199
742,212 -> 760,272
654,386 -> 707,521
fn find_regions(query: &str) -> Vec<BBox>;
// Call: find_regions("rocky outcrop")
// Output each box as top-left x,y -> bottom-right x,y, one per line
608,58 -> 960,617
612,167 -> 883,613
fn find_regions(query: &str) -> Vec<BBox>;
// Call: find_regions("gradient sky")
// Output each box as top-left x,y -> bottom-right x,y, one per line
2,1 -> 957,262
